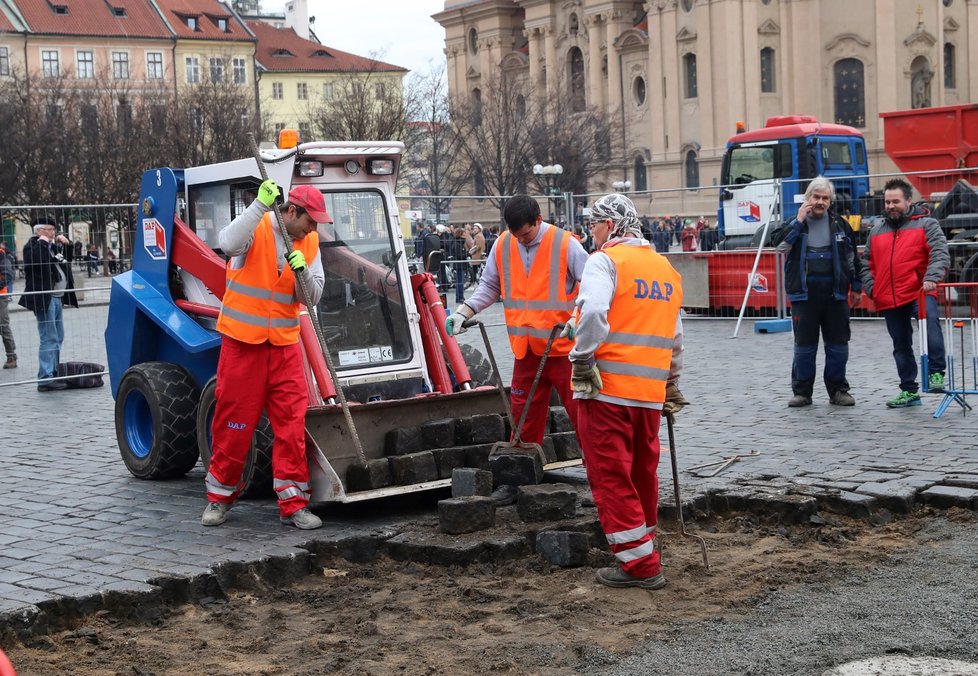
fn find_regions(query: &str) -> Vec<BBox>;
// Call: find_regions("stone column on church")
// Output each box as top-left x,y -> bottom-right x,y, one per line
645,3 -> 665,158
586,14 -> 605,110
526,27 -> 542,92
605,12 -> 622,113
544,25 -> 557,97
970,0 -> 978,100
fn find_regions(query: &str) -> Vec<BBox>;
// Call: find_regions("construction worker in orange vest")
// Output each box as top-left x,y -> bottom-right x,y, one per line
202,181 -> 328,530
569,193 -> 688,589
445,194 -> 588,445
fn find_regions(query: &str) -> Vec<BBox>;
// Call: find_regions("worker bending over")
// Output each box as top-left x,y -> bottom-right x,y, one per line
569,193 -> 688,589
202,180 -> 328,530
445,194 -> 587,444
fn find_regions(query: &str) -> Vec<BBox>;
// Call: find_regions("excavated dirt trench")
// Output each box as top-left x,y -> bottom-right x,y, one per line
8,503 -> 968,676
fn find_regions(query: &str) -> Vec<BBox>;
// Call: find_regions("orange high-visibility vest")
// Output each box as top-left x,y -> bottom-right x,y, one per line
595,243 -> 683,402
495,224 -> 578,359
216,213 -> 320,346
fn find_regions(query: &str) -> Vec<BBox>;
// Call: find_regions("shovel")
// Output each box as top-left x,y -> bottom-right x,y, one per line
463,320 -> 564,465
665,411 -> 710,569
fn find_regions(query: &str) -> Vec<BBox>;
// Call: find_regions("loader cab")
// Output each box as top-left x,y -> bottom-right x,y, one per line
181,140 -> 429,401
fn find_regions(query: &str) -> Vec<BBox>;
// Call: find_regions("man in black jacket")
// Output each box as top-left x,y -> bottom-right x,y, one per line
773,177 -> 861,408
19,217 -> 78,391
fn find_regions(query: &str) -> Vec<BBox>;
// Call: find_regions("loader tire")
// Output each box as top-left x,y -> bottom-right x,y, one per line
196,377 -> 274,499
115,362 -> 200,480
458,343 -> 493,390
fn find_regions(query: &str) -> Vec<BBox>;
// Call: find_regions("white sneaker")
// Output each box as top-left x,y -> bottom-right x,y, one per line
201,502 -> 229,526
280,507 -> 322,530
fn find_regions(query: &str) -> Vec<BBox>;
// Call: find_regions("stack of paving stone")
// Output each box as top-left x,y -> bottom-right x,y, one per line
345,406 -> 581,492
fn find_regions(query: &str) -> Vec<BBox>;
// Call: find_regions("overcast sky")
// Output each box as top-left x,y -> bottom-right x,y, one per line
306,1 -> 448,77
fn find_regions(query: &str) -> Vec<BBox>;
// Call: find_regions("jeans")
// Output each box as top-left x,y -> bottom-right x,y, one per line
0,299 -> 15,360
36,296 -> 64,382
454,264 -> 466,303
882,295 -> 946,393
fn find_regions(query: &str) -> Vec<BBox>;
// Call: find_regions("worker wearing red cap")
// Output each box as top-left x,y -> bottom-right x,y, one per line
202,180 -> 329,529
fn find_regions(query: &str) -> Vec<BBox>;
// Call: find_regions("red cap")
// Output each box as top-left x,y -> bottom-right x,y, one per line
288,185 -> 332,224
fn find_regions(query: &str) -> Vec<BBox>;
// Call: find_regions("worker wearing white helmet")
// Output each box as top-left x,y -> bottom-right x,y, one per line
570,192 -> 688,589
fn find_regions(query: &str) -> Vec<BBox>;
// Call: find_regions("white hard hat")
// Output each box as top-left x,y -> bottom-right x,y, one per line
473,223 -> 482,229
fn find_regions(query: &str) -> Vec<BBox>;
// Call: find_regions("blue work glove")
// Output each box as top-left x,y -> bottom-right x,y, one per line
571,361 -> 602,397
257,180 -> 281,208
286,250 -> 306,273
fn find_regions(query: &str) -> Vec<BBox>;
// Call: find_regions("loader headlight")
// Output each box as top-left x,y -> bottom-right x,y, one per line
297,160 -> 324,177
367,159 -> 394,175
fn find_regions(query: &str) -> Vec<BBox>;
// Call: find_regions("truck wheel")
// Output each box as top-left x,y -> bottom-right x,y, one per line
196,377 -> 274,498
115,362 -> 200,480
459,343 -> 494,389
961,252 -> 978,305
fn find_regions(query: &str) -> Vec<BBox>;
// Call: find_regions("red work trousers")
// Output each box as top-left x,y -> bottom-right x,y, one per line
510,351 -> 579,446
206,336 -> 310,517
577,398 -> 661,579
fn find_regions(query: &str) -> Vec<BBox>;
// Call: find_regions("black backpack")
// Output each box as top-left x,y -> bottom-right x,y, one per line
55,361 -> 105,389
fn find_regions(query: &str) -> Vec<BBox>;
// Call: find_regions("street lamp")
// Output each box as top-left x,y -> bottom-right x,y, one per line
612,180 -> 632,192
533,163 -> 564,221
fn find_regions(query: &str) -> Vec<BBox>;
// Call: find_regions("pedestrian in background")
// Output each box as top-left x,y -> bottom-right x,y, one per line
569,193 -> 687,589
19,218 -> 78,391
445,195 -> 587,445
468,223 -> 486,285
653,220 -> 672,253
773,176 -> 860,408
681,219 -> 698,252
861,177 -> 950,408
202,180 -> 328,530
449,225 -> 469,303
0,241 -> 17,370
421,223 -> 442,278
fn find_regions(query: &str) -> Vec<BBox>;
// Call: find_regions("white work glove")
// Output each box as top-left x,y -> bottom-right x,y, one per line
559,317 -> 575,340
445,304 -> 475,337
571,361 -> 602,398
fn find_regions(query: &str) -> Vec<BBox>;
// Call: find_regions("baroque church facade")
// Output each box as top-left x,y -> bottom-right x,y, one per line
434,0 -> 977,216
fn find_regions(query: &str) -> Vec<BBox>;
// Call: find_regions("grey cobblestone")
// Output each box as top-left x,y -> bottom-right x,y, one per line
3,314 -> 977,640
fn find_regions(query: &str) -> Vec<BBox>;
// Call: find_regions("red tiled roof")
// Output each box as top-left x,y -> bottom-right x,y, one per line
154,0 -> 252,41
13,0 -> 170,38
248,20 -> 406,74
0,10 -> 15,31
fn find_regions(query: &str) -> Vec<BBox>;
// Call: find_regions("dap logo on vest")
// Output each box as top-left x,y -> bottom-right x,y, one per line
634,279 -> 674,301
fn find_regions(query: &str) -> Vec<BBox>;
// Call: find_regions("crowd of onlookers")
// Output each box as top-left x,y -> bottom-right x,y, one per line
411,213 -> 722,281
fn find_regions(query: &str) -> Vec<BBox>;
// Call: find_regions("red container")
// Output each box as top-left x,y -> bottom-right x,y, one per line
881,104 -> 978,198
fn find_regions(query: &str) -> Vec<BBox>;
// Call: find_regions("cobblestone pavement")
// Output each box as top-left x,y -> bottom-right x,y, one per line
2,296 -> 977,632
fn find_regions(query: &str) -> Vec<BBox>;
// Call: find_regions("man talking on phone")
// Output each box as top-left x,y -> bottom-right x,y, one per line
773,176 -> 861,407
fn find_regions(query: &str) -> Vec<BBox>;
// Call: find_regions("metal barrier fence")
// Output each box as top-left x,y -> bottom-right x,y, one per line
4,164 -> 977,386
921,283 -> 978,418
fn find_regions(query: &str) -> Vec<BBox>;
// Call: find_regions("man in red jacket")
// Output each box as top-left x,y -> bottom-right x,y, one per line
861,178 -> 949,408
